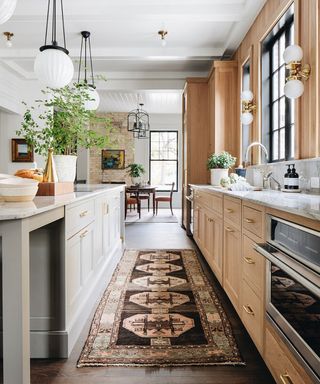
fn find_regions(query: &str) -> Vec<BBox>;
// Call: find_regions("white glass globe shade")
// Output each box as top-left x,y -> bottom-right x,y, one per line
284,79 -> 304,99
84,87 -> 100,111
283,44 -> 303,64
241,112 -> 253,125
34,49 -> 74,89
241,90 -> 253,101
0,0 -> 17,24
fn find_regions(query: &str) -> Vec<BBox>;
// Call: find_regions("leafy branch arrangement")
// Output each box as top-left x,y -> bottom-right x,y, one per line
17,84 -> 113,156
126,163 -> 145,178
207,151 -> 236,169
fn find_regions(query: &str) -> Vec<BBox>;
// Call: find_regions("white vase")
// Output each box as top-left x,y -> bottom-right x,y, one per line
53,155 -> 77,182
210,168 -> 229,186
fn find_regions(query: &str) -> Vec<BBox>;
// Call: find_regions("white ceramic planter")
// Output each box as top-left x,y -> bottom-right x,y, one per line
53,155 -> 77,182
210,168 -> 229,186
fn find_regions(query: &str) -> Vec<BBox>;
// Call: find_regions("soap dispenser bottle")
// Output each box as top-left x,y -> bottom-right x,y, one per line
289,164 -> 299,190
284,164 -> 291,190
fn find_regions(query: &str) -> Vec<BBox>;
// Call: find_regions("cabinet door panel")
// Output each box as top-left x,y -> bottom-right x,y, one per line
223,223 -> 241,310
80,225 -> 94,285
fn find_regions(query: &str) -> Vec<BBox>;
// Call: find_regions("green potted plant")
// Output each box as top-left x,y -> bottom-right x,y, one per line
126,163 -> 145,185
207,151 -> 236,186
17,84 -> 113,182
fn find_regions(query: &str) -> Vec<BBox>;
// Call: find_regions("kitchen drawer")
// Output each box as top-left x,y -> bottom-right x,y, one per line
243,205 -> 263,239
241,278 -> 263,351
194,189 -> 222,216
265,323 -> 314,384
66,199 -> 95,239
224,196 -> 241,228
242,235 -> 265,297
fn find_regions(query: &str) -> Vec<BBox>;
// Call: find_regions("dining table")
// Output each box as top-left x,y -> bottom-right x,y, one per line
125,185 -> 157,216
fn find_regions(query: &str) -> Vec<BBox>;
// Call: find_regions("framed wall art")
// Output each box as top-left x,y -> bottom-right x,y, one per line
11,138 -> 34,163
101,149 -> 125,170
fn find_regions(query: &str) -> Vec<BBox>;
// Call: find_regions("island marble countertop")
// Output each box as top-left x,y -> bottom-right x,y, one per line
0,184 -> 125,221
190,185 -> 320,221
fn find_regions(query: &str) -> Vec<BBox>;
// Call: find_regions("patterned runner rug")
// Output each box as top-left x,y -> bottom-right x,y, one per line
77,249 -> 244,367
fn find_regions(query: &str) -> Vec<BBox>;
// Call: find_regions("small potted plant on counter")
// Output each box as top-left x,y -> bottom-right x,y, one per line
126,163 -> 145,186
207,151 -> 236,186
17,85 -> 113,182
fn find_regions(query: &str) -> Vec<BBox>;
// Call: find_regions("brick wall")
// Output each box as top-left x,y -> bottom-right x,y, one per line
89,112 -> 134,184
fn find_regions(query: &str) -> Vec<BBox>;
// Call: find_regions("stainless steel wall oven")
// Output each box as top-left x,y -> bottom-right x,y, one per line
255,216 -> 320,383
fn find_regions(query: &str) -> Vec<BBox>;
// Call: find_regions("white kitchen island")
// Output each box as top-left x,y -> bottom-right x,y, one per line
0,184 -> 125,384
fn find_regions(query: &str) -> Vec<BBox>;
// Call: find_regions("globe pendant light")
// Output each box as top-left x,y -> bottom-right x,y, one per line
77,31 -> 100,111
34,0 -> 74,89
0,0 -> 17,25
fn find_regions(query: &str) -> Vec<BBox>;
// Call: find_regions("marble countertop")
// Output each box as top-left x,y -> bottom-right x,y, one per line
190,185 -> 320,221
0,184 -> 125,221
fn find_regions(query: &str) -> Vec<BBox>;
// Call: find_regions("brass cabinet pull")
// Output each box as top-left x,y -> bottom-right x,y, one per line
242,305 -> 255,316
245,218 -> 254,223
244,257 -> 255,264
279,373 -> 293,384
208,218 -> 214,223
80,230 -> 89,238
80,210 -> 88,218
225,226 -> 234,233
226,208 -> 233,213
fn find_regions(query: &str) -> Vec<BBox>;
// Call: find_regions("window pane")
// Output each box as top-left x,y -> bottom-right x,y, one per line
290,125 -> 295,158
279,33 -> 285,66
272,131 -> 279,160
279,97 -> 285,127
272,71 -> 279,101
272,41 -> 279,71
272,102 -> 279,131
151,132 -> 159,142
279,65 -> 285,97
150,161 -> 177,190
279,129 -> 285,159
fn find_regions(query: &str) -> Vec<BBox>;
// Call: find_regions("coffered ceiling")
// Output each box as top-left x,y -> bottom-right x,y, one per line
0,0 -> 266,112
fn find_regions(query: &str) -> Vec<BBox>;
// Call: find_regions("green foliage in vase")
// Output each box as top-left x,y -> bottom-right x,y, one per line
207,151 -> 236,169
126,163 -> 145,178
17,84 -> 113,156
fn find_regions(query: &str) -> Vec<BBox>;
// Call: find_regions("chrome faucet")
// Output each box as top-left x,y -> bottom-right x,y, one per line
244,142 -> 269,167
263,171 -> 281,191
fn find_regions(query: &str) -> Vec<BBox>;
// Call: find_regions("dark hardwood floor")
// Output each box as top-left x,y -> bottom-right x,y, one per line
29,219 -> 275,384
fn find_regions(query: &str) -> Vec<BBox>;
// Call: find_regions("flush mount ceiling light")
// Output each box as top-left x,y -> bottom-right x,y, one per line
77,31 -> 100,111
240,90 -> 256,125
158,30 -> 168,47
0,0 -> 17,25
34,0 -> 74,89
3,31 -> 13,47
283,44 -> 310,99
127,102 -> 150,139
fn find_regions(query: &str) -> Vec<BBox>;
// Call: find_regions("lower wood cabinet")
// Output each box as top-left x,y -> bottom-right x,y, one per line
223,222 -> 241,311
265,323 -> 314,384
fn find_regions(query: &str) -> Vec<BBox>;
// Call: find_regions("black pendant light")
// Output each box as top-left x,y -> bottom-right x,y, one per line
127,102 -> 150,139
77,31 -> 100,110
34,0 -> 74,89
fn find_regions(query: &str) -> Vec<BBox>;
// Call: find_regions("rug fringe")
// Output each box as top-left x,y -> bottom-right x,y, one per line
77,362 -> 246,368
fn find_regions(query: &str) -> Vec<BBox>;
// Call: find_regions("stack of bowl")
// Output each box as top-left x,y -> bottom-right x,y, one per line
0,177 -> 39,202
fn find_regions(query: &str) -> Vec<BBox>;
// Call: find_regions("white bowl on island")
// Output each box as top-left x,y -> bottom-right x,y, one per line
0,178 -> 39,201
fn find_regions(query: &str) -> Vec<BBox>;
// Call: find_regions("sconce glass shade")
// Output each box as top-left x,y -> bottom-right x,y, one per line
240,112 -> 254,125
34,49 -> 74,89
84,86 -> 100,111
284,78 -> 304,99
283,44 -> 303,64
241,90 -> 253,101
0,0 -> 17,24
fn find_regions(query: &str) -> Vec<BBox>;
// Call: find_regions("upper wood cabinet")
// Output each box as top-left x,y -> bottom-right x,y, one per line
208,61 -> 239,162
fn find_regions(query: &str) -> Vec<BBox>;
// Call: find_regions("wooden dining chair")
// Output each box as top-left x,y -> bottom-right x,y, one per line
155,182 -> 175,215
125,192 -> 141,219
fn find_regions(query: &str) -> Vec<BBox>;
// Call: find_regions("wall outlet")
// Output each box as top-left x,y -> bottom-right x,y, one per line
310,177 -> 320,189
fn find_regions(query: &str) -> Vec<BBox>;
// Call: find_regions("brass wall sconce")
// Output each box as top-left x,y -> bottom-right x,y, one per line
241,90 -> 256,125
158,30 -> 168,47
283,44 -> 311,99
3,31 -> 14,47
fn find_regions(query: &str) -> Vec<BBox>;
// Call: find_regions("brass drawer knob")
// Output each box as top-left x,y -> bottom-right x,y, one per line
226,208 -> 233,213
225,226 -> 234,233
80,210 -> 88,218
244,257 -> 255,265
280,373 -> 293,384
208,218 -> 214,223
80,230 -> 89,238
245,218 -> 254,223
242,305 -> 255,316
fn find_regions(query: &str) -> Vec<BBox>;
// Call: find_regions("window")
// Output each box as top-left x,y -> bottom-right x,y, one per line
242,59 -> 251,162
149,131 -> 178,191
261,6 -> 294,162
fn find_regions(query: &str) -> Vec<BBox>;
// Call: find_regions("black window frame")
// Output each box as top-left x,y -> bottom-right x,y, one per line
262,11 -> 294,162
149,130 -> 178,192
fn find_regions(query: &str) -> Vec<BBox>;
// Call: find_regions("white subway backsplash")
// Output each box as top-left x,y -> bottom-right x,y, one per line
245,158 -> 320,191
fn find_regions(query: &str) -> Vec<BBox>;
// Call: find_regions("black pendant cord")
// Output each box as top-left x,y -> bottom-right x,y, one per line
60,0 -> 66,49
84,34 -> 87,84
52,0 -> 56,45
78,31 -> 95,88
88,36 -> 95,87
77,36 -> 84,84
44,0 -> 50,46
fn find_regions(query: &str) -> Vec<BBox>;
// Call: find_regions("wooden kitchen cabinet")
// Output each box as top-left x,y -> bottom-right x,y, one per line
223,222 -> 241,311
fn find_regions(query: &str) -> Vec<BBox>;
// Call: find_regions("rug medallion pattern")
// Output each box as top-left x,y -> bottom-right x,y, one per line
77,249 -> 244,367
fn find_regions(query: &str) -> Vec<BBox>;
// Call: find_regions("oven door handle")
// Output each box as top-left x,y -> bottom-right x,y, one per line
254,244 -> 278,264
